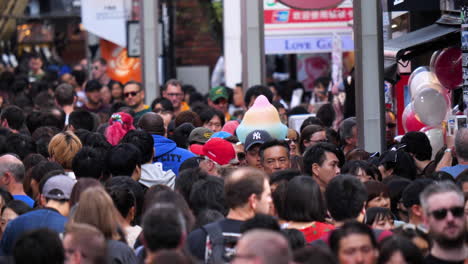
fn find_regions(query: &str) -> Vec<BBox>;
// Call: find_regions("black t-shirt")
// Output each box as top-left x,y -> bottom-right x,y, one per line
187,218 -> 243,261
424,254 -> 465,264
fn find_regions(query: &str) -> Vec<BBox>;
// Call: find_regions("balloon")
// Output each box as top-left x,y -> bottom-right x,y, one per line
409,71 -> 440,99
402,103 -> 426,132
421,126 -> 445,159
432,47 -> 462,90
413,88 -> 448,126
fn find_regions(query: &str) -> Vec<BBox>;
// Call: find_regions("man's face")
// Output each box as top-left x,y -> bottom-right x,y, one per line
386,112 -> 396,145
29,58 -> 43,72
208,97 -> 228,113
255,179 -> 272,215
246,145 -> 262,169
261,146 -> 290,175
86,90 -> 101,105
91,61 -> 106,80
163,84 -> 184,109
338,234 -> 378,264
347,126 -> 358,148
424,192 -> 465,248
233,86 -> 244,107
123,83 -> 144,108
314,84 -> 327,102
312,151 -> 340,190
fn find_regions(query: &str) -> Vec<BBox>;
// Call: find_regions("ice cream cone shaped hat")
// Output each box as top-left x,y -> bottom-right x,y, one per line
236,95 -> 288,143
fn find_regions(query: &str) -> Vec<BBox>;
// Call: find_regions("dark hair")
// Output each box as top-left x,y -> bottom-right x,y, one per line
120,129 -> 154,164
364,181 -> 390,206
71,70 -> 86,87
23,153 -> 46,171
194,209 -> 224,229
329,221 -> 377,255
142,203 -> 186,252
173,123 -> 195,149
81,132 -> 111,150
107,185 -> 136,219
175,168 -> 209,203
30,161 -> 64,184
3,200 -> 31,216
137,112 -> 165,136
189,176 -> 226,216
339,117 -> 357,145
288,106 -> 309,117
299,125 -> 326,154
270,169 -> 301,185
104,176 -> 144,223
401,132 -> 432,161
430,171 -> 455,182
303,142 -> 342,176
341,160 -> 375,181
316,104 -> 335,128
365,207 -> 395,226
175,111 -> 202,128
401,179 -> 434,209
199,108 -> 225,127
123,80 -> 142,91
313,76 -> 331,89
345,148 -> 370,161
456,169 -> 468,190
224,168 -> 266,209
13,228 -> 65,264
281,229 -> 306,251
379,149 -> 417,180
378,235 -> 424,264
85,80 -> 102,93
69,178 -> 101,207
326,175 -> 368,221
150,97 -> 174,113
259,139 -> 290,162
0,188 -> 13,206
106,143 -> 142,177
69,110 -> 95,131
240,213 -> 281,233
54,83 -> 75,106
0,105 -> 25,130
244,85 -> 273,107
72,147 -> 105,179
294,245 -> 337,264
5,133 -> 36,160
300,117 -> 324,133
280,176 -> 326,222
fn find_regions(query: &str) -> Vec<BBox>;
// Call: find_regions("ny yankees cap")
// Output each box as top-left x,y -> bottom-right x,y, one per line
244,130 -> 272,151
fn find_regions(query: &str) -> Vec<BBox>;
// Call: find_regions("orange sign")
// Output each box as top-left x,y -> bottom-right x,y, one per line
100,39 -> 141,84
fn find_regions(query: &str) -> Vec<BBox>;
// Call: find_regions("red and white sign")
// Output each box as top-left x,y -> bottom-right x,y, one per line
264,8 -> 353,24
278,0 -> 345,10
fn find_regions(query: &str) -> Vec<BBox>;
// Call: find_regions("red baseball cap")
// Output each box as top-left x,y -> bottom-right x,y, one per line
190,138 -> 235,165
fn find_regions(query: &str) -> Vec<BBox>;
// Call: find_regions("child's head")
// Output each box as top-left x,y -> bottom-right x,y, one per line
365,207 -> 395,230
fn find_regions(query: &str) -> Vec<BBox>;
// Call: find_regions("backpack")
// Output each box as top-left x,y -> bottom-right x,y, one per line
201,221 -> 239,264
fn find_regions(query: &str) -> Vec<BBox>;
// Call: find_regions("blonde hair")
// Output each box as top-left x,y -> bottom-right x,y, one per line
48,131 -> 82,170
71,186 -> 126,241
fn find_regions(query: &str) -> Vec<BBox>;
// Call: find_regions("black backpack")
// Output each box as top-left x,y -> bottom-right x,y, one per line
201,221 -> 239,264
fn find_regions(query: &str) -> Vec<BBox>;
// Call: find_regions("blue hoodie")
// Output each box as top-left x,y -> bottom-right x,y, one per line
152,134 -> 195,176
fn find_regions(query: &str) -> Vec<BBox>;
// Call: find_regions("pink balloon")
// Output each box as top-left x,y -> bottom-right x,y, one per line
402,103 -> 426,132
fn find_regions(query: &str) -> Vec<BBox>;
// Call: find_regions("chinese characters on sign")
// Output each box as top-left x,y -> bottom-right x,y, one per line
264,8 -> 353,24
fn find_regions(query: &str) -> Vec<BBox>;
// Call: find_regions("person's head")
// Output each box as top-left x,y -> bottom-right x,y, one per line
200,108 -> 225,133
0,200 -> 31,233
401,179 -> 434,223
13,228 -> 64,264
280,176 -> 326,222
316,103 -> 336,128
28,55 -> 44,72
0,105 -> 25,131
175,167 -> 209,202
300,125 -> 327,153
108,80 -> 123,101
313,77 -> 330,102
420,181 -> 465,249
259,139 -> 290,175
0,154 -> 26,188
378,147 -> 417,181
189,176 -> 226,216
225,167 -> 271,215
63,223 -> 107,264
106,184 -> 136,223
385,110 -> 397,146
401,132 -> 432,162
71,70 -> 86,87
105,112 -> 135,146
232,229 -> 292,264
69,178 -> 101,208
123,81 -> 145,109
339,117 -> 358,150
120,129 -> 154,164
240,213 -> 281,233
72,186 -> 125,241
303,142 -> 341,191
71,147 -> 105,180
48,131 -> 82,170
106,143 -> 142,180
4,133 -> 36,160
300,117 -> 324,132
91,58 -> 107,81
244,130 -> 272,169
162,79 -> 184,109
40,174 -> 75,214
208,86 -> 229,113
244,85 -> 273,108
341,160 -> 373,182
150,97 -> 174,114
326,175 -> 368,222
364,207 -> 395,231
330,221 -> 378,264
233,83 -> 245,108
364,181 -> 391,209
455,128 -> 468,161
286,129 -> 300,156
54,83 -> 75,107
84,80 -> 102,105
455,169 -> 468,192
378,235 -> 424,264
142,203 -> 186,254
137,112 -> 165,136
68,110 -> 95,131
175,110 -> 202,128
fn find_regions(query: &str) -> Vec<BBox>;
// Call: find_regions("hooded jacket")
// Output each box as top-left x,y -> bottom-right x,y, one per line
139,163 -> 176,189
152,134 -> 195,176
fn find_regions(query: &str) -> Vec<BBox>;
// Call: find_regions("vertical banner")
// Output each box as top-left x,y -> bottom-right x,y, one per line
331,32 -> 342,87
100,39 -> 142,84
462,6 -> 468,113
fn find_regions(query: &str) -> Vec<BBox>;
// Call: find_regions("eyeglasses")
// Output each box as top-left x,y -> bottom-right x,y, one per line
166,93 -> 183,97
387,123 -> 396,129
124,91 -> 140,98
430,206 -> 464,220
214,98 -> 227,105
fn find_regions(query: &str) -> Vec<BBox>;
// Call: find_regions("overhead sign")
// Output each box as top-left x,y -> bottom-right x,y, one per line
264,34 -> 353,54
264,8 -> 353,24
81,0 -> 127,47
388,0 -> 439,11
278,0 -> 344,10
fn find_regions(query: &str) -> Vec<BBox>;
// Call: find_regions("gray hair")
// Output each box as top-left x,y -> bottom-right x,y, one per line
455,128 -> 468,161
0,155 -> 25,183
419,181 -> 464,214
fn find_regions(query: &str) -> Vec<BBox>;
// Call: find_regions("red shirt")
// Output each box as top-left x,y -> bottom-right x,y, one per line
298,222 -> 335,243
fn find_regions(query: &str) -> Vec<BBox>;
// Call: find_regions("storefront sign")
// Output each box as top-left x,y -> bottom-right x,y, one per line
278,0 -> 344,10
388,0 -> 439,11
265,34 -> 353,54
264,8 -> 353,24
100,39 -> 141,83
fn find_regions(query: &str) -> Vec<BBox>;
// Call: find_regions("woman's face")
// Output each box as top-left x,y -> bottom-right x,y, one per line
111,83 -> 123,100
367,195 -> 390,209
1,208 -> 18,233
204,115 -> 222,132
303,130 -> 327,149
356,168 -> 372,182
371,216 -> 394,231
287,129 -> 299,156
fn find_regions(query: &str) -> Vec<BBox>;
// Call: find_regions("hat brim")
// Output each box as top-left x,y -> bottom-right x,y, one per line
189,144 -> 205,156
245,140 -> 265,151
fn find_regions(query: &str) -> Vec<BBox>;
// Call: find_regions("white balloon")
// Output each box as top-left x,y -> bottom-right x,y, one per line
409,71 -> 440,99
413,88 -> 447,126
422,127 -> 444,159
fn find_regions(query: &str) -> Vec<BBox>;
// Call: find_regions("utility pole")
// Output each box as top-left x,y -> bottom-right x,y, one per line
140,0 -> 159,104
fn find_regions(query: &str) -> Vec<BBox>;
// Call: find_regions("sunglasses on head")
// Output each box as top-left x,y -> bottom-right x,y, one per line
430,206 -> 464,220
124,91 -> 140,98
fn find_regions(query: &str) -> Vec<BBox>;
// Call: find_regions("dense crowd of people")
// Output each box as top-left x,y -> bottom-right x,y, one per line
0,55 -> 466,264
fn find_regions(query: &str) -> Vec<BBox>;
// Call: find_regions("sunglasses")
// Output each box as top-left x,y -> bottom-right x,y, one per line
430,206 -> 464,220
214,98 -> 227,105
387,123 -> 396,129
124,91 -> 140,98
